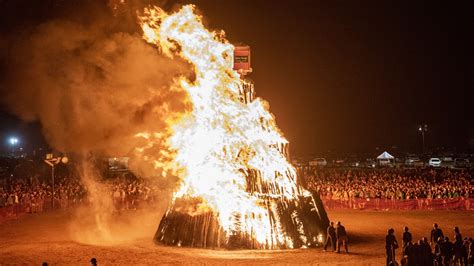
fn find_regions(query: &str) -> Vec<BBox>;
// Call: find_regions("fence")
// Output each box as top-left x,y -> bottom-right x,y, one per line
322,197 -> 473,211
1,197 -> 473,224
0,195 -> 151,224
0,204 -> 28,223
0,199 -> 55,223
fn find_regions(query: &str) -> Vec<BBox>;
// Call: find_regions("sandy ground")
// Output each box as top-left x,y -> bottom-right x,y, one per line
0,209 -> 473,265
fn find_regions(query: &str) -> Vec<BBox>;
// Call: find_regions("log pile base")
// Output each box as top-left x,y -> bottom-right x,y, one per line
154,192 -> 329,249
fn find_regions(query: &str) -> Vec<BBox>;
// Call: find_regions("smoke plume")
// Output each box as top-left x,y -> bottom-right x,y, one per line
0,0 -> 191,244
68,158 -> 169,245
0,0 -> 192,177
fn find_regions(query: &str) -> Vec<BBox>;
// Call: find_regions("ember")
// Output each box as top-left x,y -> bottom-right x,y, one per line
138,5 -> 329,249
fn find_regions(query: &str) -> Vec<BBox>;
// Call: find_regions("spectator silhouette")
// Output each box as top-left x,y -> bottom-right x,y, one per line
430,223 -> 444,245
336,221 -> 348,253
385,228 -> 398,266
453,227 -> 464,265
323,221 -> 337,252
444,236 -> 454,265
402,226 -> 412,250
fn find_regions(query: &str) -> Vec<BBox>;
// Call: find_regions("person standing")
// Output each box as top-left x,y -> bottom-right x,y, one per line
421,237 -> 433,266
434,236 -> 445,266
430,223 -> 444,246
403,241 -> 416,266
336,221 -> 348,253
323,221 -> 337,252
444,236 -> 454,266
402,226 -> 412,250
467,237 -> 473,265
453,227 -> 465,265
386,228 -> 399,266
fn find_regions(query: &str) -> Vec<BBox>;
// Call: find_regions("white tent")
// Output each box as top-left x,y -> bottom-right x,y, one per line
377,151 -> 394,165
377,151 -> 394,160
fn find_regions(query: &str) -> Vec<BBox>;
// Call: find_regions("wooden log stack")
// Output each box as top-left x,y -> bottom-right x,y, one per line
154,191 -> 329,249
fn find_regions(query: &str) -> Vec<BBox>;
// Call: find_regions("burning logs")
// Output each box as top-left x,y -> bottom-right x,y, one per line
155,197 -> 226,248
152,71 -> 329,250
154,192 -> 329,249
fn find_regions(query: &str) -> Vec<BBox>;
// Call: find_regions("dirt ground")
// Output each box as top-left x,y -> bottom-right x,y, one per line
0,209 -> 473,265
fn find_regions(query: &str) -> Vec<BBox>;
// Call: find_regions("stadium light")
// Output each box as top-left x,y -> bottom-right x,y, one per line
8,137 -> 19,146
44,154 -> 69,209
418,124 -> 428,154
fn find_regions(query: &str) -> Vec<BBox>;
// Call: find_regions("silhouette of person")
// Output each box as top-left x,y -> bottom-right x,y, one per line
324,221 -> 337,251
386,228 -> 398,266
430,223 -> 444,245
402,226 -> 412,249
336,221 -> 348,253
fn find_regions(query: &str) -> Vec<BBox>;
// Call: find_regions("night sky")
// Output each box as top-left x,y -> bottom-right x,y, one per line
0,0 -> 472,157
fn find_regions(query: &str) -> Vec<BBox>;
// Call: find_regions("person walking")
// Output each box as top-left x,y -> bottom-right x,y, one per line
336,221 -> 348,253
323,221 -> 337,252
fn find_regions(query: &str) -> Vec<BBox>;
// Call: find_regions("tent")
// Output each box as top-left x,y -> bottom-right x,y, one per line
377,151 -> 394,165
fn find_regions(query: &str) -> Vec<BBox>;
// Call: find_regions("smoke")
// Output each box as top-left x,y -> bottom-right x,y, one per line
1,0 -> 192,175
68,159 -> 170,245
3,22 -> 188,155
0,0 -> 191,244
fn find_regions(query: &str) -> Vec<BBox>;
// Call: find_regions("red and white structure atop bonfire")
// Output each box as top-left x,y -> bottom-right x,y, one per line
234,46 -> 289,160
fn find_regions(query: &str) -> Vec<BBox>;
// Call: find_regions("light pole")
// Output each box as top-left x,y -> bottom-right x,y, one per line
44,153 -> 69,209
418,124 -> 428,154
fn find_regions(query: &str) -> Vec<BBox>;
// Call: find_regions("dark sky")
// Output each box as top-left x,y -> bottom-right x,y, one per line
0,0 -> 472,157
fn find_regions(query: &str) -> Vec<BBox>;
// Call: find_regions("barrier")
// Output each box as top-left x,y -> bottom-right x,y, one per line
0,198 -> 52,223
0,204 -> 29,223
1,197 -> 472,225
322,197 -> 473,211
0,195 -> 146,224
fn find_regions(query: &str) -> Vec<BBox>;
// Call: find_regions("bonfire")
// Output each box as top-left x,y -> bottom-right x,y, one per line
137,5 -> 329,249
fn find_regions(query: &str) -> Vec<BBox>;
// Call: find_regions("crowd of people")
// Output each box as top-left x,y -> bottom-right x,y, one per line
2,167 -> 473,214
386,223 -> 473,266
303,168 -> 472,200
0,173 -> 160,216
108,176 -> 159,210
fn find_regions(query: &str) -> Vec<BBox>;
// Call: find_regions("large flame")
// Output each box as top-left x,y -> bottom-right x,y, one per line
138,5 -> 309,247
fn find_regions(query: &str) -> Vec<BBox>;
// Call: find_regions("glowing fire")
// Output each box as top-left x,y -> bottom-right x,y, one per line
137,5 -> 311,247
